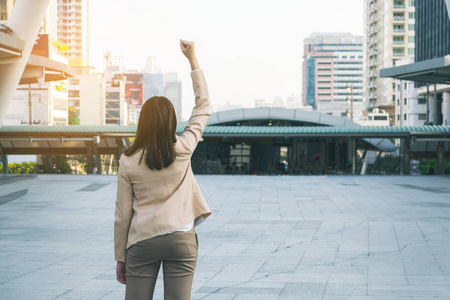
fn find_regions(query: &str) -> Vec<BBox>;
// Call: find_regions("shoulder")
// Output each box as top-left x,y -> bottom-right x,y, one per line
119,150 -> 141,167
174,135 -> 192,157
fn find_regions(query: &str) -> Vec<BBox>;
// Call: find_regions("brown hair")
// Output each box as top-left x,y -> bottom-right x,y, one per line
124,96 -> 177,170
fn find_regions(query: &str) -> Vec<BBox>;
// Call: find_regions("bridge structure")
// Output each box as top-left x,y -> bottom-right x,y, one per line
1,108 -> 449,175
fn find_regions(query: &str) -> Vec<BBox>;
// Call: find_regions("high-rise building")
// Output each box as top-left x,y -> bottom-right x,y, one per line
382,0 -> 450,126
302,32 -> 364,120
364,0 -> 416,108
394,58 -> 427,125
143,73 -> 164,101
104,73 -> 126,125
416,0 -> 450,62
415,0 -> 450,125
67,67 -> 105,125
57,0 -> 89,67
0,0 -> 15,21
78,71 -> 105,125
164,73 -> 182,122
144,56 -> 161,74
104,52 -> 127,125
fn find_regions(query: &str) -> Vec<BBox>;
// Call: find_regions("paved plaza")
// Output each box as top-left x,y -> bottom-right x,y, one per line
0,174 -> 450,299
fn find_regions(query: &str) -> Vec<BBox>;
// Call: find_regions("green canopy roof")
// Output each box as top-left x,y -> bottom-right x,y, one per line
1,125 -> 449,136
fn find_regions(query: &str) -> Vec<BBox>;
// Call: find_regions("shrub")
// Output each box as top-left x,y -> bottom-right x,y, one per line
0,162 -> 37,174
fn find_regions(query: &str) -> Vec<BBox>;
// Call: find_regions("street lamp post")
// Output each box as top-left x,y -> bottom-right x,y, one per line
346,85 -> 354,121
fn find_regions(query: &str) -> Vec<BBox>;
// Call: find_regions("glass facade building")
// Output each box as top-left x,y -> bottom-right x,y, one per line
415,0 -> 450,62
306,58 -> 316,107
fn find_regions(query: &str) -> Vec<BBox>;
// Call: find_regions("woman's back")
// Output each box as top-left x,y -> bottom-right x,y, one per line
114,68 -> 211,262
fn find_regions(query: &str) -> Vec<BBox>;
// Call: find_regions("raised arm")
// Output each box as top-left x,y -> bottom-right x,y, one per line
181,39 -> 200,71
178,40 -> 210,155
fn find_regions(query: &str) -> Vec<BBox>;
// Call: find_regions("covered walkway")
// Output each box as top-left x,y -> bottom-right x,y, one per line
1,122 -> 449,175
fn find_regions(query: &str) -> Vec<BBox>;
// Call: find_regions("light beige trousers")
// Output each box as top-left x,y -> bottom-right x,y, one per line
125,227 -> 198,300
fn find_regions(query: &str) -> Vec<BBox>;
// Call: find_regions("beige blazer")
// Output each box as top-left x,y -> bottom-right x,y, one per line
114,70 -> 211,262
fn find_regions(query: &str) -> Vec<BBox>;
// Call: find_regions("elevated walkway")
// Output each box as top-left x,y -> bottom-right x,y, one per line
1,124 -> 449,175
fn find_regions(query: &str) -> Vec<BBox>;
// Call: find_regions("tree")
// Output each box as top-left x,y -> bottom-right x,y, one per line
37,156 -> 72,174
68,106 -> 79,125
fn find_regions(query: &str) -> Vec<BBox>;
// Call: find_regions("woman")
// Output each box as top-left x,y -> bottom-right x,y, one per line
114,40 -> 211,300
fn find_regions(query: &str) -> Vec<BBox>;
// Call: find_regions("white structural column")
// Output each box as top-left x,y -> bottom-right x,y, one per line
0,0 -> 52,125
443,92 -> 450,126
428,94 -> 436,125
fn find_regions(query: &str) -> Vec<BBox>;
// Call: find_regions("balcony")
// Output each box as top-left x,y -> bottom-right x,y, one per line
393,52 -> 405,57
393,16 -> 405,22
393,4 -> 406,9
393,28 -> 405,33
370,5 -> 378,14
393,40 -> 405,45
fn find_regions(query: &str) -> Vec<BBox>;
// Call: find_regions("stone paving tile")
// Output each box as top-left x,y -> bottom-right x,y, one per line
0,288 -> 67,300
0,174 -> 450,299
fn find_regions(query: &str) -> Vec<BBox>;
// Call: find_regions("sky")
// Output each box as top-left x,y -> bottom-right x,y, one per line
90,0 -> 364,120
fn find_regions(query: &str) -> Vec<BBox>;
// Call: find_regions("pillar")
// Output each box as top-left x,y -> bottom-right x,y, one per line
94,155 -> 102,174
324,139 -> 330,174
86,142 -> 94,175
401,138 -> 410,175
436,142 -> 445,175
93,144 -> 102,175
443,92 -> 450,126
426,85 -> 430,124
427,94 -> 437,125
0,0 -> 52,124
334,140 -> 340,171
434,84 -> 439,125
1,154 -> 8,174
347,137 -> 356,174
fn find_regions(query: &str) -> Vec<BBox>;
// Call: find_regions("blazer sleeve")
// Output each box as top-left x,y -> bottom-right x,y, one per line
177,70 -> 211,155
114,155 -> 133,262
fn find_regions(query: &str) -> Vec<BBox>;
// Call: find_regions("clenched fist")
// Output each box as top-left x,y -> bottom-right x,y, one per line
180,39 -> 199,70
180,40 -> 195,59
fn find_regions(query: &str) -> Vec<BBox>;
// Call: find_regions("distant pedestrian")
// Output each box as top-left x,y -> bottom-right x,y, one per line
114,40 -> 211,300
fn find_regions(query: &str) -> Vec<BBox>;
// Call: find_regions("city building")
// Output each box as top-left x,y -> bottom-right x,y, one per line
364,0 -> 416,108
393,58 -> 427,125
381,0 -> 450,126
211,102 -> 244,113
0,0 -> 14,21
126,71 -> 183,123
254,95 -> 304,110
356,108 -> 390,126
78,71 -> 105,125
104,73 -> 127,125
415,0 -> 450,126
164,73 -> 182,122
302,32 -> 364,120
67,67 -> 105,125
143,73 -> 163,101
143,56 -> 161,74
124,72 -> 143,124
104,52 -> 127,125
56,0 -> 89,67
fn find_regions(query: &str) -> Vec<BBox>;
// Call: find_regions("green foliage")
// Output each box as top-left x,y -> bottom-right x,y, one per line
0,162 -> 37,174
37,156 -> 72,174
68,106 -> 80,125
417,159 -> 450,175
